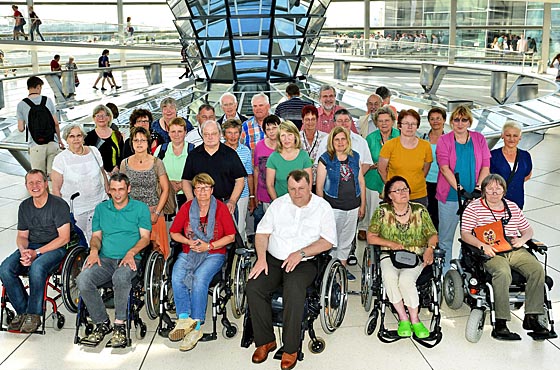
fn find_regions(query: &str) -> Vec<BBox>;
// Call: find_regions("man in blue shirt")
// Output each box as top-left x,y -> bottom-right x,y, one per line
77,173 -> 151,348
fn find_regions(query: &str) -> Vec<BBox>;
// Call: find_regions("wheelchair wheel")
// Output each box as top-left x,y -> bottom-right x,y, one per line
443,269 -> 464,310
320,258 -> 348,334
364,311 -> 378,336
308,337 -> 326,354
360,245 -> 374,312
144,251 -> 165,320
465,308 -> 485,343
230,253 -> 251,319
135,319 -> 147,340
54,312 -> 65,330
61,246 -> 88,314
222,323 -> 238,339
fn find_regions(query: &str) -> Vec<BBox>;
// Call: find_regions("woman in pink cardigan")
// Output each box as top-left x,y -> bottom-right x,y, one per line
435,105 -> 491,271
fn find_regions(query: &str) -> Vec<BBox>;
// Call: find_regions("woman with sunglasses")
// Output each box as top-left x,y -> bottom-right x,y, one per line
436,105 -> 490,272
460,174 -> 549,340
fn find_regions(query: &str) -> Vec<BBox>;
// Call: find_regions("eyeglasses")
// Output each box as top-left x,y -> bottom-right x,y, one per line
389,187 -> 410,194
132,139 -> 148,144
136,119 -> 150,124
95,114 -> 109,119
194,186 -> 213,192
67,134 -> 83,139
453,118 -> 470,123
485,188 -> 504,195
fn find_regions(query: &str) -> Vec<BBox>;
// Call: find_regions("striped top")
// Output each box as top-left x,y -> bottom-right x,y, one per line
460,198 -> 530,237
234,143 -> 253,198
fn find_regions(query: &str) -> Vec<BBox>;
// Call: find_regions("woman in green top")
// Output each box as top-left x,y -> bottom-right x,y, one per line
266,120 -> 312,200
359,106 -> 400,240
367,176 -> 438,339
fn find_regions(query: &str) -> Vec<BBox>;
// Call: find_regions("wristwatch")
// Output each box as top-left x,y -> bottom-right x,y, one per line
36,250 -> 42,258
299,249 -> 306,259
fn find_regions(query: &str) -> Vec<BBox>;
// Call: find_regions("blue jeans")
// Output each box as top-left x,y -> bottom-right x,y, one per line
172,252 -> 225,322
438,200 -> 460,272
76,257 -> 138,323
0,243 -> 66,315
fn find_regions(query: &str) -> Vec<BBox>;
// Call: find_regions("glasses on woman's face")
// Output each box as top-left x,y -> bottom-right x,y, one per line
400,122 -> 417,128
133,139 -> 148,144
485,188 -> 504,196
95,114 -> 109,119
67,134 -> 83,140
390,187 -> 410,194
194,185 -> 213,192
453,117 -> 469,123
136,119 -> 150,124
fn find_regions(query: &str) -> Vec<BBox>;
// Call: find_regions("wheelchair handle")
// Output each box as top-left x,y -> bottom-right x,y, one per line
70,192 -> 81,201
236,247 -> 255,256
526,239 -> 548,254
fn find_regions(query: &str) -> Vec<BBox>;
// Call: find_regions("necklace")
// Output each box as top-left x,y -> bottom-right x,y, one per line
393,203 -> 410,217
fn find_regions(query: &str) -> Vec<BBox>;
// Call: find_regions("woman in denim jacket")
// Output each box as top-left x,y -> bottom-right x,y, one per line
316,127 -> 365,280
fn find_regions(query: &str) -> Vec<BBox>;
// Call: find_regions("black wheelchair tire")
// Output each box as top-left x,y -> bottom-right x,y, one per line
61,246 -> 88,314
443,269 -> 464,310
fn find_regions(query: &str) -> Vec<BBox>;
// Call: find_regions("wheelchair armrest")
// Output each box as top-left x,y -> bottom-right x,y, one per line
525,239 -> 547,254
459,238 -> 491,261
236,247 -> 255,256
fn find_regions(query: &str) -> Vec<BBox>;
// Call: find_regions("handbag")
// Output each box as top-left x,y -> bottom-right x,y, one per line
154,157 -> 177,215
390,250 -> 419,269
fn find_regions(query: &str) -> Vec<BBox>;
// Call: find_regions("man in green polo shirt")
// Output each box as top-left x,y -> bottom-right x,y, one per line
77,173 -> 151,348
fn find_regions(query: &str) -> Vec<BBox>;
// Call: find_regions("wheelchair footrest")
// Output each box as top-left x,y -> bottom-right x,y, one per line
200,332 -> 217,342
273,347 -> 284,360
528,331 -> 558,341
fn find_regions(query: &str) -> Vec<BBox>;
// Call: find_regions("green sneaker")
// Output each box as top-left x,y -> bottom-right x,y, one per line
397,320 -> 412,337
412,322 -> 430,339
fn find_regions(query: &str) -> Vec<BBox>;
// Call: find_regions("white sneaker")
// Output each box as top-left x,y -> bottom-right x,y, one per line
168,318 -> 196,342
179,329 -> 203,351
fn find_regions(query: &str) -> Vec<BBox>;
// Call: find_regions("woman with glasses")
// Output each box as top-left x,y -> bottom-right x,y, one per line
123,108 -> 154,159
378,109 -> 432,206
84,104 -> 124,177
316,127 -> 365,279
422,107 -> 447,229
436,105 -> 490,272
266,121 -> 312,200
151,97 -> 194,150
367,176 -> 438,339
300,105 -> 327,190
460,174 -> 549,340
119,126 -> 170,258
51,123 -> 108,242
490,121 -> 532,210
168,173 -> 236,351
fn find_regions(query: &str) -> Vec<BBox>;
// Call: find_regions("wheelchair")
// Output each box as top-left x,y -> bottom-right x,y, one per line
73,246 -> 162,347
361,244 -> 446,348
154,233 -> 245,342
1,193 -> 88,334
442,182 -> 557,343
240,251 -> 348,361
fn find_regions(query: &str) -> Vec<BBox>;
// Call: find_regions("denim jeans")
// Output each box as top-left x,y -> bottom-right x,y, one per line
172,252 -> 225,322
253,202 -> 270,232
0,243 -> 66,315
76,257 -> 138,323
438,200 -> 460,272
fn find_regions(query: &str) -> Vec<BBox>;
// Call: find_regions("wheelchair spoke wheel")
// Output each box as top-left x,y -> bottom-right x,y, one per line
230,253 -> 252,319
465,308 -> 485,343
145,251 -> 165,320
443,269 -> 464,310
61,246 -> 88,314
360,245 -> 374,312
320,259 -> 348,334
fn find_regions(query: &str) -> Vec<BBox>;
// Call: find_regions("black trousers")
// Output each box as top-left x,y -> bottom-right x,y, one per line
246,253 -> 316,354
426,181 -> 439,230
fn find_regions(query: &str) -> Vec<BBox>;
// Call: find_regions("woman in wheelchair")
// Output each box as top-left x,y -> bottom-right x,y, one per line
459,173 -> 550,340
367,176 -> 438,339
167,173 -> 236,351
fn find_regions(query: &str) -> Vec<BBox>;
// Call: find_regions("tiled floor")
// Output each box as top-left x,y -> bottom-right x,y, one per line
1,129 -> 560,369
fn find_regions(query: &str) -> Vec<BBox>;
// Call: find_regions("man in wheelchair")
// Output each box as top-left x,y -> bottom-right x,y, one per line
0,169 -> 71,333
76,173 -> 151,348
246,170 -> 336,370
460,174 -> 551,340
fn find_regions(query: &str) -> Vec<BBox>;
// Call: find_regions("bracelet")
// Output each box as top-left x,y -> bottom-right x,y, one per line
249,195 -> 255,199
154,210 -> 161,216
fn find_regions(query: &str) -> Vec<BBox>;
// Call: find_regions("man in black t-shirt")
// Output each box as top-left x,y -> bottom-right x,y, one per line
0,169 -> 70,333
181,120 -> 247,214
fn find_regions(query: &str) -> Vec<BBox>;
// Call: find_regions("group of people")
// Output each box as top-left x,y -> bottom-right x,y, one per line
0,79 -> 552,368
11,4 -> 45,41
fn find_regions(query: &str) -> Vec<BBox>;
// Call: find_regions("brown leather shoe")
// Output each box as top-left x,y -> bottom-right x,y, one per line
358,230 -> 367,241
252,341 -> 277,364
281,352 -> 298,370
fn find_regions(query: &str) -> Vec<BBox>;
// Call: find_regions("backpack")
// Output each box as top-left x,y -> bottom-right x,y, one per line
157,142 -> 169,160
23,96 -> 56,145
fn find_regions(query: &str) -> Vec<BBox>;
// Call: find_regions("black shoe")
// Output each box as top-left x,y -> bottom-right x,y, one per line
492,320 -> 521,341
115,86 -> 121,89
92,86 -> 98,90
523,314 -> 550,335
101,87 -> 107,91
80,320 -> 112,347
107,324 -> 127,348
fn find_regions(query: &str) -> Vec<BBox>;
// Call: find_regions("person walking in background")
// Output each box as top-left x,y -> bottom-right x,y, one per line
28,6 -> 44,41
550,53 -> 560,82
126,16 -> 134,37
92,49 -> 120,91
65,56 -> 79,87
12,5 -> 28,40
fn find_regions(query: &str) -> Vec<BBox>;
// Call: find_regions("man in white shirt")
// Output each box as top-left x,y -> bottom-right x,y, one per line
246,170 -> 336,370
185,104 -> 217,151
